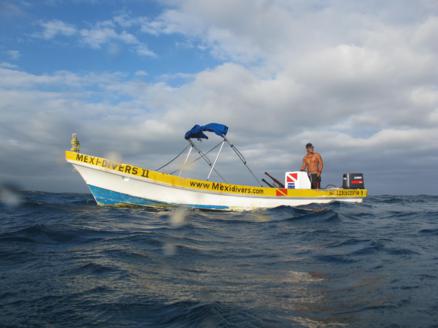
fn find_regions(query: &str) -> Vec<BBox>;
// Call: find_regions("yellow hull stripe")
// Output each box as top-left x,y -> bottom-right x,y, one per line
65,151 -> 368,199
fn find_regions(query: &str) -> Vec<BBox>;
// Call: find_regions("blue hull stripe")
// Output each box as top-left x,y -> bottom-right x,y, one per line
88,185 -> 159,206
87,185 -> 229,210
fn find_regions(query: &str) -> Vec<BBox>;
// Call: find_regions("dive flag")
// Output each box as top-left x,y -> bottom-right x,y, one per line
286,172 -> 298,189
276,188 -> 288,196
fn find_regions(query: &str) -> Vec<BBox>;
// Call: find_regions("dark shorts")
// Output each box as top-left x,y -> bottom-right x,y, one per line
309,173 -> 321,189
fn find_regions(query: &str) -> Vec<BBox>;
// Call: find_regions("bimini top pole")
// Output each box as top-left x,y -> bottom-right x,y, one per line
178,144 -> 193,176
225,137 -> 263,187
168,141 -> 225,175
155,144 -> 189,171
183,122 -> 262,185
189,140 -> 227,182
207,140 -> 225,180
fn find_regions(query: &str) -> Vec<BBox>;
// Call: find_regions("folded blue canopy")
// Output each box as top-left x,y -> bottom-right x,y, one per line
184,123 -> 229,140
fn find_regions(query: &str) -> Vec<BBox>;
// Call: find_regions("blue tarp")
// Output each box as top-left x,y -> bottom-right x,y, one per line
184,123 -> 229,140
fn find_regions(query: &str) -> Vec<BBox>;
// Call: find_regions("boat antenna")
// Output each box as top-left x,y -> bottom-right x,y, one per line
224,137 -> 263,186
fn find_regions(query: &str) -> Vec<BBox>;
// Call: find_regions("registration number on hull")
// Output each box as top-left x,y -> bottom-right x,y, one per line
328,189 -> 366,197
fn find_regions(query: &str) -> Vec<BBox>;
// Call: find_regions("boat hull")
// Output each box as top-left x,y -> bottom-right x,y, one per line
66,151 -> 367,211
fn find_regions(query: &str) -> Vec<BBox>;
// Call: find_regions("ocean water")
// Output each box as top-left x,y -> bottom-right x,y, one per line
1,192 -> 438,328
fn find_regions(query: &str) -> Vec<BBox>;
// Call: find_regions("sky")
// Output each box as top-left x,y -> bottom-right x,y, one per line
0,0 -> 437,195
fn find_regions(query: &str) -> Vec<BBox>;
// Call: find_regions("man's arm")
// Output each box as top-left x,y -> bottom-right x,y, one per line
300,157 -> 307,171
317,153 -> 324,175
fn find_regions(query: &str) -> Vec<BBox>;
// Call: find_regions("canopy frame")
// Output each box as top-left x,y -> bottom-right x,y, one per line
155,123 -> 262,186
207,140 -> 225,180
178,144 -> 193,176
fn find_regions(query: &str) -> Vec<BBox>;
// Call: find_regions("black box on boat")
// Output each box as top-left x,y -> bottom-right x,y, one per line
342,173 -> 365,189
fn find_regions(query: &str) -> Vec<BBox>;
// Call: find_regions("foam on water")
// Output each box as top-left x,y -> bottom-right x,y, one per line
1,192 -> 438,327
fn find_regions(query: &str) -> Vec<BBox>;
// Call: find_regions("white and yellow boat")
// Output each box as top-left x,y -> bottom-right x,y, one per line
66,124 -> 367,210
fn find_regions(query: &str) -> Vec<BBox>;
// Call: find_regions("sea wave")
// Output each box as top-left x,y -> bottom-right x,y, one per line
0,192 -> 437,327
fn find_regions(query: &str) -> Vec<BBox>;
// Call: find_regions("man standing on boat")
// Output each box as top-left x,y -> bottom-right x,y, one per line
300,143 -> 324,189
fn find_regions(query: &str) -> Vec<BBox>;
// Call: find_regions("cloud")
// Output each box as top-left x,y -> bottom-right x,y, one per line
39,19 -> 76,39
79,26 -> 155,56
38,18 -> 155,57
79,27 -> 117,48
0,62 -> 18,69
3,1 -> 438,194
144,0 -> 438,68
79,27 -> 139,48
5,50 -> 20,60
0,1 -> 26,18
134,44 -> 156,57
1,57 -> 437,193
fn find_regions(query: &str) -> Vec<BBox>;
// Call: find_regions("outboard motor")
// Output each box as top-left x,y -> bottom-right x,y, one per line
342,173 -> 365,189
